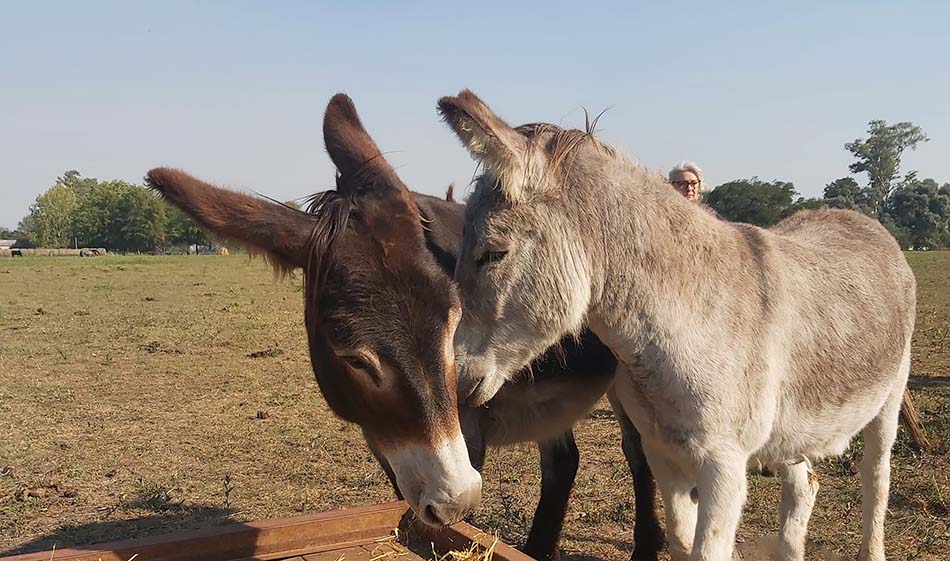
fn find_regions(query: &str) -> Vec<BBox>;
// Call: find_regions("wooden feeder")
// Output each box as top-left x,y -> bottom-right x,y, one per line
0,501 -> 531,561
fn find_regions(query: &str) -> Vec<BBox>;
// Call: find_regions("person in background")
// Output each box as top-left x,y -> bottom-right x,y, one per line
668,160 -> 704,202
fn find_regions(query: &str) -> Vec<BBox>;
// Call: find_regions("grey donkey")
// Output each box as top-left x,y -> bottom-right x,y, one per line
437,90 -> 916,561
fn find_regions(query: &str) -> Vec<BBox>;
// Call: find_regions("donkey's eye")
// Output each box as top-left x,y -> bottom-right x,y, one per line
343,355 -> 368,371
339,353 -> 383,387
475,250 -> 509,269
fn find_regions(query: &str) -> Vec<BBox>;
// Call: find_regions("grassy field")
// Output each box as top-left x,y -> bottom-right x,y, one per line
0,254 -> 947,560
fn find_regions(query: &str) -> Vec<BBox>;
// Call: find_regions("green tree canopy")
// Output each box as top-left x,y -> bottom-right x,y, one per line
114,186 -> 167,251
845,120 -> 929,217
823,177 -> 871,214
20,183 -> 79,247
72,180 -> 168,251
166,206 -> 210,250
883,175 -> 950,250
17,172 -> 174,251
57,170 -> 100,200
705,178 -> 813,227
73,180 -> 127,248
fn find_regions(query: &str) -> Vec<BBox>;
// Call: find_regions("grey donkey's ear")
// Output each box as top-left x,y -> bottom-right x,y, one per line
437,90 -> 532,202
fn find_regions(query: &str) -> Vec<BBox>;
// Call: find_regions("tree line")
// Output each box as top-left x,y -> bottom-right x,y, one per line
3,120 -> 948,252
705,120 -> 949,250
2,171 -> 212,252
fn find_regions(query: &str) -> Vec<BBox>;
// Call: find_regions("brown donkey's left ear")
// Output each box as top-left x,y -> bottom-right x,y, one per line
437,90 -> 532,201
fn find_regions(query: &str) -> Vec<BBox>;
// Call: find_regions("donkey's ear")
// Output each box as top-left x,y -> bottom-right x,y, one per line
323,93 -> 395,189
437,90 -> 530,201
146,168 -> 316,271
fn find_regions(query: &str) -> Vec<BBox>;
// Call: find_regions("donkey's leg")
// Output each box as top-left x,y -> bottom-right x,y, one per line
858,381 -> 904,561
608,389 -> 664,561
523,431 -> 579,561
646,450 -> 697,561
691,454 -> 747,561
776,461 -> 818,561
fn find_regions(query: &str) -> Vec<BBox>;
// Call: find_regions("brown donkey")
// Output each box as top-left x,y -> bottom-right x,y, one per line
146,94 -> 662,560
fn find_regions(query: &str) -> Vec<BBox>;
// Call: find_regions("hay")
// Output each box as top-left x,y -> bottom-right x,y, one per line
371,530 -> 412,561
431,537 -> 498,561
374,528 -> 499,561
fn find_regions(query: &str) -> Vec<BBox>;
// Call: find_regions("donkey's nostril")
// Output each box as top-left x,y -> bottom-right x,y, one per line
424,503 -> 443,526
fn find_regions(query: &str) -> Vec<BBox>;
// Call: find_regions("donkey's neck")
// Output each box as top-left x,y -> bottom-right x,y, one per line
581,167 -> 737,363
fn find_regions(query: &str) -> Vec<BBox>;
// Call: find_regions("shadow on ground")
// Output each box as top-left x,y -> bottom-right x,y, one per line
1,505 -> 235,557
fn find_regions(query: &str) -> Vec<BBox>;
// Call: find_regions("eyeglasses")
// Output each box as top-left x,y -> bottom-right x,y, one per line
672,180 -> 700,189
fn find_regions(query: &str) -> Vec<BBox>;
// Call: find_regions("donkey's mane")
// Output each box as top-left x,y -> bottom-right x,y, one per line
513,122 -> 634,174
285,183 -> 353,337
294,149 -> 409,317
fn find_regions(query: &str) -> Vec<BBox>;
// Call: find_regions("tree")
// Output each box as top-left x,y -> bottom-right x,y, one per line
845,120 -> 929,217
883,175 -> 950,250
165,206 -> 211,251
21,184 -> 79,247
706,178 -> 804,227
789,196 -> 824,214
0,227 -> 18,239
57,170 -> 99,200
823,177 -> 871,214
15,214 -> 38,247
73,180 -> 127,248
114,187 -> 167,252
72,180 -> 169,251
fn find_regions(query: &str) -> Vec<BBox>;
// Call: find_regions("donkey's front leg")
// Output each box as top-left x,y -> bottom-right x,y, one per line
692,455 -> 747,561
608,389 -> 664,561
522,432 -> 580,561
642,440 -> 697,561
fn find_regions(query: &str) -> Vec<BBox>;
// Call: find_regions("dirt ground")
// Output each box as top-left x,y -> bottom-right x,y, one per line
0,253 -> 947,560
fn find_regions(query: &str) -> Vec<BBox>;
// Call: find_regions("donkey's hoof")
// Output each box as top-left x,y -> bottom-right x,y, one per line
631,530 -> 664,561
630,548 -> 659,561
520,543 -> 559,561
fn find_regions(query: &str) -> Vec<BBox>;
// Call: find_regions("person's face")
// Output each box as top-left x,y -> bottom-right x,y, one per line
670,170 -> 701,202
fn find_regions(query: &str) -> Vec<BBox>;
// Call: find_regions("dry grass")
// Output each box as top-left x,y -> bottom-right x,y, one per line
0,253 -> 947,560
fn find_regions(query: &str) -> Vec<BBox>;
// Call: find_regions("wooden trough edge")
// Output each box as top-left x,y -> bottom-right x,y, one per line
0,501 -> 535,561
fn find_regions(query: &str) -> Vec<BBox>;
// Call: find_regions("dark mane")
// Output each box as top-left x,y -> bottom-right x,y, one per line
293,188 -> 353,335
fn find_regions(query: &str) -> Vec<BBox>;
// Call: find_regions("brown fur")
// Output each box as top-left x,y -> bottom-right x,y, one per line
148,94 -> 461,450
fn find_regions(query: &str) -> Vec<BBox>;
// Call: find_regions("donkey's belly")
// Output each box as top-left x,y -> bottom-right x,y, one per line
613,360 -> 817,474
754,386 -> 894,466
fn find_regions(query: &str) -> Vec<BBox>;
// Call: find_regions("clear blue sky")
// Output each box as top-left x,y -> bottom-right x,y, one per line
2,1 -> 948,228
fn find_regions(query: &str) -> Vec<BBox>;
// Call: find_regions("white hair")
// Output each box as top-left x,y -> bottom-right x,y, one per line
669,161 -> 704,183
